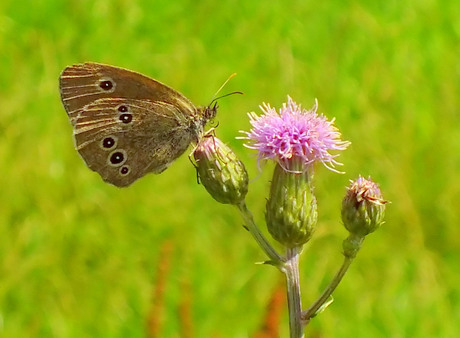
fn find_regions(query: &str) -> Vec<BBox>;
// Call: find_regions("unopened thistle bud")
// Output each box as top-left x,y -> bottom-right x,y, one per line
193,136 -> 248,205
341,176 -> 388,237
265,161 -> 318,248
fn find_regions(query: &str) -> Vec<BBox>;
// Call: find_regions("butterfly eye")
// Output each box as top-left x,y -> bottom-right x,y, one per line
108,149 -> 127,167
99,80 -> 113,90
119,165 -> 130,176
98,77 -> 115,92
101,136 -> 117,150
119,113 -> 133,124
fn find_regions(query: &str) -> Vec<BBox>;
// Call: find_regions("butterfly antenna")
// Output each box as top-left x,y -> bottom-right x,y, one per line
208,73 -> 243,106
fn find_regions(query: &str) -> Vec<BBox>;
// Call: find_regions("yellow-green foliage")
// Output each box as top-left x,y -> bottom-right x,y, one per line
1,0 -> 459,336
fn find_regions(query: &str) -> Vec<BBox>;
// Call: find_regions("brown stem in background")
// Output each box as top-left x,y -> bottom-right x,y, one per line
179,265 -> 194,338
146,241 -> 174,338
253,279 -> 286,338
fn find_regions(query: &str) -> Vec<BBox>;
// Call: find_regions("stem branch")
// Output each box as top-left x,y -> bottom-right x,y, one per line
302,255 -> 354,324
236,201 -> 284,265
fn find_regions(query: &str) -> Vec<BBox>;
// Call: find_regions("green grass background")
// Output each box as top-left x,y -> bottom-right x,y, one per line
1,0 -> 459,336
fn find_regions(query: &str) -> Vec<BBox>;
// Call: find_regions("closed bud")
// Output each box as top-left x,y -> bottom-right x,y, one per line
193,136 -> 248,205
265,161 -> 317,248
341,176 -> 388,237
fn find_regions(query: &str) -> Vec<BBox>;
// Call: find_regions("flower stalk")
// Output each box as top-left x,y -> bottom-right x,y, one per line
284,247 -> 304,337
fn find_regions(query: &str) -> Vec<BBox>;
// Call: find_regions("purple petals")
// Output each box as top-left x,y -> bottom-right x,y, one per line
242,96 -> 350,172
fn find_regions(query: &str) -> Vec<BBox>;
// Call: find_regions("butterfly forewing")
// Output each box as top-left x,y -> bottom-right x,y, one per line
59,62 -> 196,124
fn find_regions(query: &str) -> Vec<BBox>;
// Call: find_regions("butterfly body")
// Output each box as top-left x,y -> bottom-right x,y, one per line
59,63 -> 216,187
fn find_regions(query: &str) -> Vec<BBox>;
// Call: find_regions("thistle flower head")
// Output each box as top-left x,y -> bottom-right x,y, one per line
341,176 -> 388,237
242,96 -> 350,172
193,136 -> 248,205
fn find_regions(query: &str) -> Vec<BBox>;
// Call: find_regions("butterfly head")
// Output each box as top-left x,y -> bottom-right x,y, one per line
195,101 -> 218,128
205,101 -> 218,122
199,90 -> 243,127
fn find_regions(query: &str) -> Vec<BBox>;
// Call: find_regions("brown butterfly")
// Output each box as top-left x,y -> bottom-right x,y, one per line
59,62 -> 217,187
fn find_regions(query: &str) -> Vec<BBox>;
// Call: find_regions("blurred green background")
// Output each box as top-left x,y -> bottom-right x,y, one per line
1,0 -> 459,336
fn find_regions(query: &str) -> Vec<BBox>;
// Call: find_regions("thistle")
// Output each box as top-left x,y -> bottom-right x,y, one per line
341,176 -> 388,257
242,96 -> 350,248
193,136 -> 248,205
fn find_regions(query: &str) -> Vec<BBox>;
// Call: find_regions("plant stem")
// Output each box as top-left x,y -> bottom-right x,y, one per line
284,247 -> 303,338
302,255 -> 354,324
236,201 -> 285,265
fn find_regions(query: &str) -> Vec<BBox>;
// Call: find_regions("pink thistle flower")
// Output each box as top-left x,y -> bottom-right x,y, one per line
242,96 -> 350,172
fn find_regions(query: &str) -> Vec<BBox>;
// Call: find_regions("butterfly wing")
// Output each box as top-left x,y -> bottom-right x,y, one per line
59,62 -> 196,125
59,62 -> 201,186
74,98 -> 196,187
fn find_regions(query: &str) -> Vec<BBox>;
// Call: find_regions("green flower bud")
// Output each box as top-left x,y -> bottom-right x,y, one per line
265,162 -> 317,248
341,176 -> 388,237
193,136 -> 248,205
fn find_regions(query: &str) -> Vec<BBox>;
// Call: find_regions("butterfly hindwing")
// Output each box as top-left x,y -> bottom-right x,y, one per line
74,98 -> 195,187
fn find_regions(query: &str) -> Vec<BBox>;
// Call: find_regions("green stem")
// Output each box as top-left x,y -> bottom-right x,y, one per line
284,247 -> 304,338
302,255 -> 354,324
236,201 -> 284,265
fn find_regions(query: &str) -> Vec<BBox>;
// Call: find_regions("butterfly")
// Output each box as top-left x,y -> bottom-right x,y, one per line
59,62 -> 217,187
